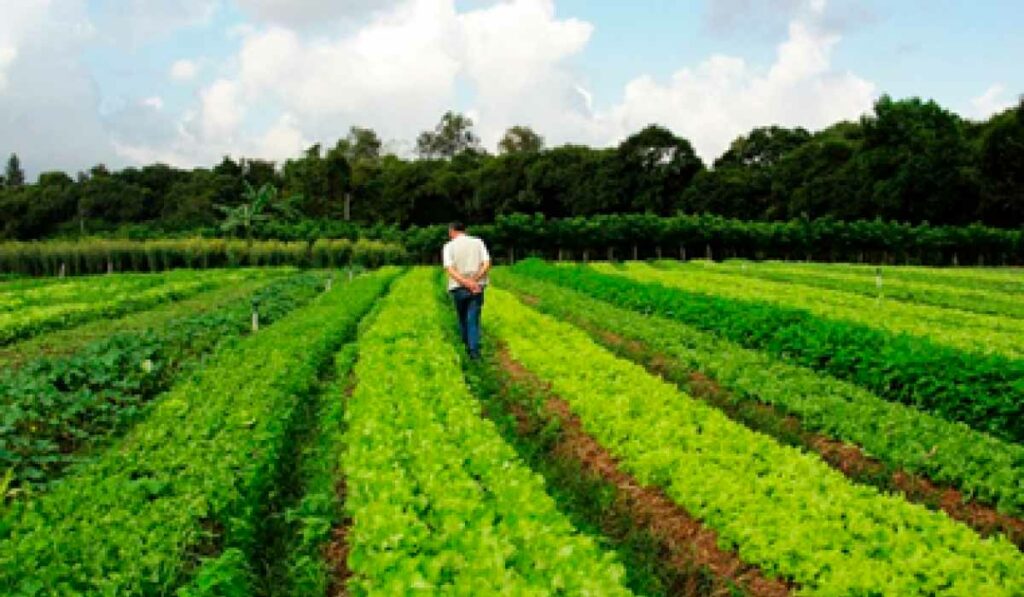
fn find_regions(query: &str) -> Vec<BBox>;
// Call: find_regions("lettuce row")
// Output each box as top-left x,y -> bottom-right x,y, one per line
0,267 -> 399,595
343,267 -> 631,595
690,260 -> 1024,319
0,271 -> 326,491
487,287 -> 1024,595
497,270 -> 1024,516
751,262 -> 1024,295
513,259 -> 1024,443
0,268 -> 259,346
600,262 -> 1024,359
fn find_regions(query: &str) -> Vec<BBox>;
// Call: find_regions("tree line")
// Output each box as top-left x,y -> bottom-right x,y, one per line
1,94 -> 1022,242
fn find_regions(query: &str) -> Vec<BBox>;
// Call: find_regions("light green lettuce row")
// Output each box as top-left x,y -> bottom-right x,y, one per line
684,260 -> 1024,319
497,270 -> 1024,516
0,267 -> 399,595
772,262 -> 1024,294
599,262 -> 1024,359
0,268 -> 267,345
343,268 -> 630,595
488,287 -> 1024,596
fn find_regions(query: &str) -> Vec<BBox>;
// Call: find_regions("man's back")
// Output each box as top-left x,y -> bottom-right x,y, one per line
443,234 -> 490,291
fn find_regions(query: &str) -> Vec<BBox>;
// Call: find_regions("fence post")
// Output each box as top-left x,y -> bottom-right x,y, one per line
251,298 -> 260,333
59,262 -> 66,278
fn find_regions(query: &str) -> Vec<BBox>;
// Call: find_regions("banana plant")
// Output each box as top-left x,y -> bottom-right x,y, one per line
216,182 -> 298,246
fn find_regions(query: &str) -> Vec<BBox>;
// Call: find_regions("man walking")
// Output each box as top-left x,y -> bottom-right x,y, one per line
443,222 -> 491,360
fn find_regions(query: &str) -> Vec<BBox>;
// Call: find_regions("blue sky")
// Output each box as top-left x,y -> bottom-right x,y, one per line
1,0 -> 1021,178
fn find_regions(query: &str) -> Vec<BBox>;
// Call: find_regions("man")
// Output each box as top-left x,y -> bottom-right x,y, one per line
443,221 -> 491,360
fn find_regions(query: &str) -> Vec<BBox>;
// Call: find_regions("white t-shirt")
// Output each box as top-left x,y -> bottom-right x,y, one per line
442,234 -> 491,291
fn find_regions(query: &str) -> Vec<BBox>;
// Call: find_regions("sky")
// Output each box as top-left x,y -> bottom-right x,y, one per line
1,0 -> 1021,178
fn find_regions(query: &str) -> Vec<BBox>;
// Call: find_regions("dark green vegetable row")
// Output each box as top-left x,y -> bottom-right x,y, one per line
511,259 -> 1024,443
0,272 -> 327,492
0,268 -> 398,595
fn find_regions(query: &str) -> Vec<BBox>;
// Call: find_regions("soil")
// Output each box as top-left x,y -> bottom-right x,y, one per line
498,349 -> 793,597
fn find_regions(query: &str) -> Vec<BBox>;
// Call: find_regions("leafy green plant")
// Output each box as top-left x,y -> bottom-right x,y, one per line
342,268 -> 631,594
217,182 -> 299,247
0,269 -> 234,346
0,271 -> 327,492
498,270 -> 1024,516
487,285 -> 1024,595
513,259 -> 1024,443
600,262 -> 1024,359
0,268 -> 398,594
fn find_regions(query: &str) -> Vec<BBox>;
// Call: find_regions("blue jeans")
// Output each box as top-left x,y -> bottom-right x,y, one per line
450,287 -> 484,355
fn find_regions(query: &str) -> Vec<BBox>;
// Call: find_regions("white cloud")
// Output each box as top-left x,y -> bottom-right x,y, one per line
0,0 -> 116,177
457,0 -> 596,147
199,79 -> 244,139
89,0 -> 218,46
142,96 -> 164,110
969,84 -> 1015,119
257,113 -> 308,158
0,46 -> 16,91
170,59 -> 199,82
235,0 -> 405,28
602,5 -> 877,161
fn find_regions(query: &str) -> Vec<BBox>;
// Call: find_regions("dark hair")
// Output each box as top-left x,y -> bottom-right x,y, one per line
449,221 -> 466,232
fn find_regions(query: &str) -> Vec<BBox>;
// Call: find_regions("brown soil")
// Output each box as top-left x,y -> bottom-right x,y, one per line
325,481 -> 352,597
326,376 -> 358,596
588,324 -> 1024,549
498,349 -> 793,597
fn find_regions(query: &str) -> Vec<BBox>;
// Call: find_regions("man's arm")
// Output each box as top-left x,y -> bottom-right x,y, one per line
471,260 -> 491,282
446,266 -> 479,291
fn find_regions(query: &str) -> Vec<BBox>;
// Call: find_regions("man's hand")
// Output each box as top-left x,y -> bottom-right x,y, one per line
465,279 -> 482,294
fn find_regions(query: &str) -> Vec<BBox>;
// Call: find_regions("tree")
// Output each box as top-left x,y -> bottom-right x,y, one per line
498,126 -> 544,154
217,182 -> 295,245
616,125 -> 704,215
334,127 -> 383,220
5,154 -> 25,188
977,97 -> 1024,226
416,112 -> 481,159
853,95 -> 979,224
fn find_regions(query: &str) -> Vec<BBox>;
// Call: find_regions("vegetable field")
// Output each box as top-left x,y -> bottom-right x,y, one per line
1,261 -> 1023,595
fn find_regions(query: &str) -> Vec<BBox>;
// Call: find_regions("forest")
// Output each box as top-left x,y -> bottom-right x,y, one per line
1,94 -> 1022,241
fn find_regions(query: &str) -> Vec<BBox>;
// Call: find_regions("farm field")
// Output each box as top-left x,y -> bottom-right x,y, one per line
2,262 -> 1024,595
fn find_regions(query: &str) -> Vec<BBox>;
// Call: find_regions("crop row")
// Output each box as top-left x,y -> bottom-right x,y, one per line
487,287 -> 1024,595
0,269 -> 259,346
514,260 -> 1024,443
0,272 -> 284,368
341,268 -> 630,594
599,262 -> 1024,359
800,262 -> 1024,293
498,270 -> 1024,515
0,271 -> 328,491
0,268 -> 397,594
683,260 -> 1024,319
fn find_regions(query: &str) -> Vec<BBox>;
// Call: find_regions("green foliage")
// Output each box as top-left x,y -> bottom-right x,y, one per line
498,125 -> 545,155
511,259 -> 1024,443
0,268 -> 398,595
275,346 -> 359,596
603,261 -> 1024,359
0,237 -> 406,276
0,270 -> 325,492
4,154 -> 25,189
498,269 -> 1024,515
415,111 -> 482,159
703,259 -> 1024,318
343,268 -> 631,594
0,268 -> 229,345
487,286 -> 1024,595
